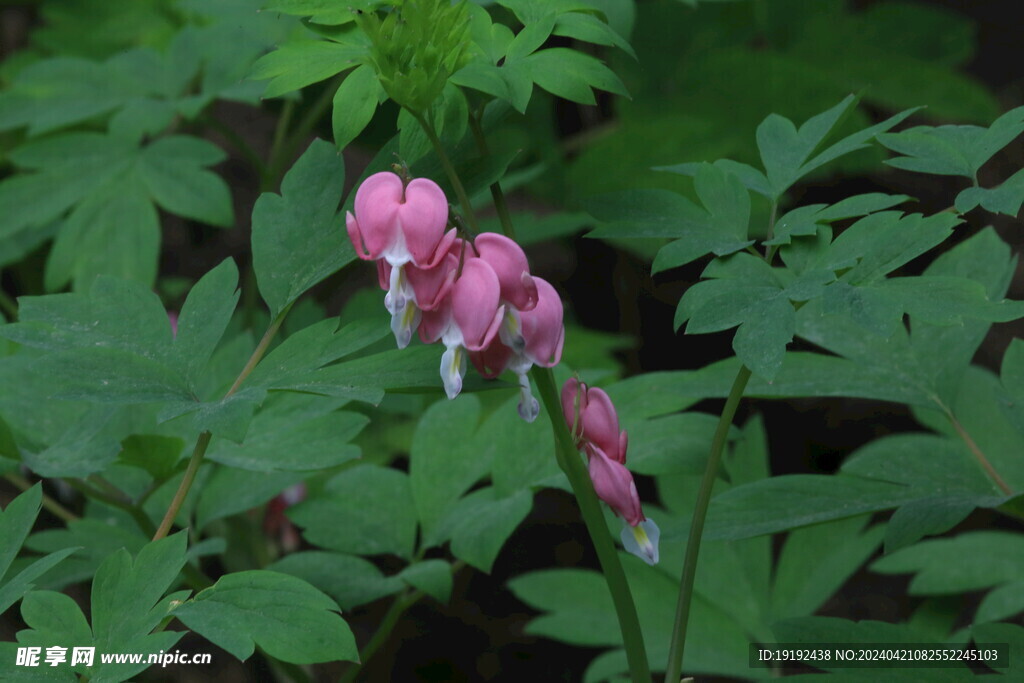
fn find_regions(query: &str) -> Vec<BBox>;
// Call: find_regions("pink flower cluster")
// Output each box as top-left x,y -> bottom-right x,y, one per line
562,378 -> 659,565
346,171 -> 564,420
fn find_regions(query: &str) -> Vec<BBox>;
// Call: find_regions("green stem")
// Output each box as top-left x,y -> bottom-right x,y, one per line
339,590 -> 419,683
0,286 -> 18,320
203,114 -> 268,180
411,110 -> 481,234
270,79 -> 340,188
468,110 -> 516,240
265,99 -> 296,190
4,473 -> 77,522
153,305 -> 292,541
665,364 -> 752,682
340,560 -> 466,683
531,367 -> 652,683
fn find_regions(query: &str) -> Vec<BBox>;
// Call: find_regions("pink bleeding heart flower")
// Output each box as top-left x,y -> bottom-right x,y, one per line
474,233 -> 538,312
347,172 -> 456,330
469,277 -> 565,423
377,254 -> 458,348
346,172 -> 454,268
588,446 -> 644,526
420,258 -> 504,399
561,378 -> 627,464
561,378 -> 658,565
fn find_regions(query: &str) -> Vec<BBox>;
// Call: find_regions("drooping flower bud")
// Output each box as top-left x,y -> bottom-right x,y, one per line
561,378 -> 627,463
561,377 -> 658,565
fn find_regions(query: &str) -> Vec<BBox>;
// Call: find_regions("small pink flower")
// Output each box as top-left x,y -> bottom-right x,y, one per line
474,233 -> 538,312
561,378 -> 627,464
420,258 -> 505,399
561,378 -> 658,565
377,254 -> 458,348
346,172 -> 454,268
167,311 -> 178,339
588,446 -> 644,526
347,172 -> 456,340
469,278 -> 564,422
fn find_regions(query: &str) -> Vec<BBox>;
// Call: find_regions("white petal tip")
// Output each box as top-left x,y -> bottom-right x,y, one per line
518,396 -> 540,422
621,519 -> 660,566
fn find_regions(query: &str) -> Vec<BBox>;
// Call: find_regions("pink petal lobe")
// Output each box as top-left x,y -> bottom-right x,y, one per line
352,172 -> 403,259
521,278 -> 564,367
588,446 -> 644,526
451,259 -> 504,351
399,177 -> 450,267
474,233 -> 538,310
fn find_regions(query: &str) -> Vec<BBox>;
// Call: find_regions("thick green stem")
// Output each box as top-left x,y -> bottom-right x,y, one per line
151,431 -> 211,541
153,305 -> 291,541
411,110 -> 481,234
665,364 -> 752,682
468,111 -> 516,240
532,367 -> 653,683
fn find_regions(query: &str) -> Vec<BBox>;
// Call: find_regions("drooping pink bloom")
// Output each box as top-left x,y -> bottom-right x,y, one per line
420,258 -> 505,399
469,277 -> 565,422
588,446 -> 644,526
377,254 -> 458,348
474,233 -> 538,312
561,378 -> 627,464
346,172 -> 456,343
560,377 -> 659,565
346,172 -> 454,268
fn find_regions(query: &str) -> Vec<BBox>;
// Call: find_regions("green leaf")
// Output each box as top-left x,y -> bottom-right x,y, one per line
263,0 -> 362,24
772,516 -> 885,621
732,295 -> 795,381
432,487 -> 532,573
956,167 -> 1024,217
482,395 -> 561,498
171,259 -> 239,389
975,580 -> 1024,624
506,13 -> 556,61
205,395 -> 366,472
410,396 -> 486,538
289,465 -> 417,559
703,474 -> 916,541
118,435 -> 185,480
173,570 -> 357,664
883,497 -> 975,554
522,48 -> 628,106
251,39 -> 365,98
0,548 -> 77,617
585,189 -> 707,239
878,107 -> 1024,179
627,413 -> 724,476
252,139 -> 350,317
694,162 -> 750,241
0,485 -> 43,587
332,65 -> 381,150
268,551 -> 403,610
553,12 -> 636,60
138,136 -> 233,227
872,531 -> 1024,595
90,532 -> 188,649
195,469 -> 305,531
398,559 -> 453,604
